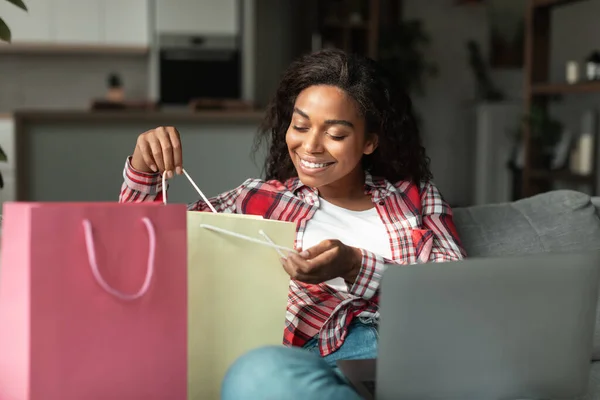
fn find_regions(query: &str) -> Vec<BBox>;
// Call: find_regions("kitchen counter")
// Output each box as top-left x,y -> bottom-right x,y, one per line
13,109 -> 269,203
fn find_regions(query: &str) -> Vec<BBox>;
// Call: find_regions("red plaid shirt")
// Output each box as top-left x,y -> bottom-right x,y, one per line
119,157 -> 466,356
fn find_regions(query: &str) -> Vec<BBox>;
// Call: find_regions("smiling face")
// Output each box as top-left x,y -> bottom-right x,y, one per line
286,85 -> 378,197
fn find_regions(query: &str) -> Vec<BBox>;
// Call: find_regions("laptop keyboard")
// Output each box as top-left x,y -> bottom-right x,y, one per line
361,380 -> 376,395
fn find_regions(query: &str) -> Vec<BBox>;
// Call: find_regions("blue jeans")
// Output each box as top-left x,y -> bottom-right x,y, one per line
221,320 -> 378,400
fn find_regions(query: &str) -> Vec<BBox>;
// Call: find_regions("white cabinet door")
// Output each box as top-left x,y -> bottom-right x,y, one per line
103,0 -> 149,46
156,0 -> 238,35
53,0 -> 102,44
1,0 -> 151,48
0,0 -> 52,42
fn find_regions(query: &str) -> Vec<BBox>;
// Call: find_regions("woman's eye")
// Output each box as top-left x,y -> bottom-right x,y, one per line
293,126 -> 309,132
329,135 -> 346,141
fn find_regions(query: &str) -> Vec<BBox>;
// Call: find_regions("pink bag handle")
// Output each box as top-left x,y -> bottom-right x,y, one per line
82,217 -> 156,301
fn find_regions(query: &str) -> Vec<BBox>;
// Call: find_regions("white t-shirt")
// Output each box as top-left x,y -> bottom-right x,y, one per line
301,197 -> 392,292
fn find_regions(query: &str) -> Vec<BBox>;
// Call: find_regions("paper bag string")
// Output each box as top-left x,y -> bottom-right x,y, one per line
259,230 -> 286,258
82,217 -> 156,301
200,223 -> 297,256
162,170 -> 218,213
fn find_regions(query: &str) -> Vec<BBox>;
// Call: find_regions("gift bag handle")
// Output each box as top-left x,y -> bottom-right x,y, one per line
162,170 -> 218,213
200,224 -> 297,258
82,217 -> 156,301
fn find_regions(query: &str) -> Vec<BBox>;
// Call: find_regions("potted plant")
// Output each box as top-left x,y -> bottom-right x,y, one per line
377,19 -> 437,97
511,105 -> 563,169
376,19 -> 438,129
0,0 -> 27,188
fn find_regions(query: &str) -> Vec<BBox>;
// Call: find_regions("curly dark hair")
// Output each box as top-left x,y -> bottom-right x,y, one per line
254,48 -> 432,184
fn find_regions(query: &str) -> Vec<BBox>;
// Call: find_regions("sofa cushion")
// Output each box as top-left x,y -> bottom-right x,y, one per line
453,190 -> 600,360
453,190 -> 600,257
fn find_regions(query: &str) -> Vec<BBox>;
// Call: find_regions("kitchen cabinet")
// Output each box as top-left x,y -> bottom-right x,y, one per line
0,0 -> 52,42
53,0 -> 102,44
156,0 -> 238,35
0,0 -> 149,49
104,0 -> 150,46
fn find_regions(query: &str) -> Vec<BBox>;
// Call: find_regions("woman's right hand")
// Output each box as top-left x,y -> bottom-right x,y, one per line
131,126 -> 183,178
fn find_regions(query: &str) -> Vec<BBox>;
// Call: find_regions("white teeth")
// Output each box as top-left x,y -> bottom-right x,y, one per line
300,159 -> 330,169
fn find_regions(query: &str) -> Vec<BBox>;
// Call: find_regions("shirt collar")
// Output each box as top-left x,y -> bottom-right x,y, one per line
286,170 -> 395,201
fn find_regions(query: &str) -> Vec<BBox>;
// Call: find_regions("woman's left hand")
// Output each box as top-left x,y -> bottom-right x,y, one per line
281,239 -> 362,285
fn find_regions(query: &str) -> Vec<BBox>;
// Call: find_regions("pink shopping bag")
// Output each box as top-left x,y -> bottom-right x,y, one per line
0,202 -> 188,400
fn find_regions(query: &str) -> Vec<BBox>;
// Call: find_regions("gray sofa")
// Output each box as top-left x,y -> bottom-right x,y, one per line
453,190 -> 600,399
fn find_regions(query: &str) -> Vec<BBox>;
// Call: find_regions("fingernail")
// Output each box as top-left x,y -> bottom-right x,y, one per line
176,166 -> 182,175
299,250 -> 309,258
168,170 -> 174,179
150,165 -> 157,172
280,257 -> 287,264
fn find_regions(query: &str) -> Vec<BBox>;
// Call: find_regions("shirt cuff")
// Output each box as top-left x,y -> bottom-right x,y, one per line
347,249 -> 386,300
122,156 -> 163,195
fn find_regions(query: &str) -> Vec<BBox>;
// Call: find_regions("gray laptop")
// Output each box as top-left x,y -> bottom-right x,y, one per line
338,251 -> 600,400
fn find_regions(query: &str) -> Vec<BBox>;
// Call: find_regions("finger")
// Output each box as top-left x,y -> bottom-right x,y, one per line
286,253 -> 328,285
167,127 -> 183,174
300,239 -> 340,259
147,134 -> 165,173
137,139 -> 157,172
155,127 -> 174,177
310,246 -> 361,283
280,256 -> 297,279
282,255 -> 313,281
287,252 -> 313,272
305,247 -> 338,268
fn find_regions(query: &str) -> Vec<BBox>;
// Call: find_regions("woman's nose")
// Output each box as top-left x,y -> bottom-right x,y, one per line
303,131 -> 323,153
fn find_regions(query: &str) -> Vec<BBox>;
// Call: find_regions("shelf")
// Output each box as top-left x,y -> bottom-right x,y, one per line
529,169 -> 595,183
0,43 -> 149,56
531,81 -> 600,95
455,0 -> 483,5
523,0 -> 597,198
322,21 -> 371,29
533,0 -> 589,9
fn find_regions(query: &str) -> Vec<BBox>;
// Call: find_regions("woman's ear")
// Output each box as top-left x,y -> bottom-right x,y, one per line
363,133 -> 379,155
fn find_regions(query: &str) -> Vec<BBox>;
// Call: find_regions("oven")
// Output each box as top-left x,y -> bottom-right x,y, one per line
158,34 -> 242,106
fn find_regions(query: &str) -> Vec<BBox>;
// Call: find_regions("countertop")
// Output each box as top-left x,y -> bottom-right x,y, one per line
11,109 -> 265,124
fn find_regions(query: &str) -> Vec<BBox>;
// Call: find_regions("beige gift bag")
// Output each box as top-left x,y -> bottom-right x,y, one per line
163,172 -> 296,400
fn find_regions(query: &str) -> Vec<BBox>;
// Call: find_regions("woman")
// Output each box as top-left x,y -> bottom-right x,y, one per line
119,49 -> 465,399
